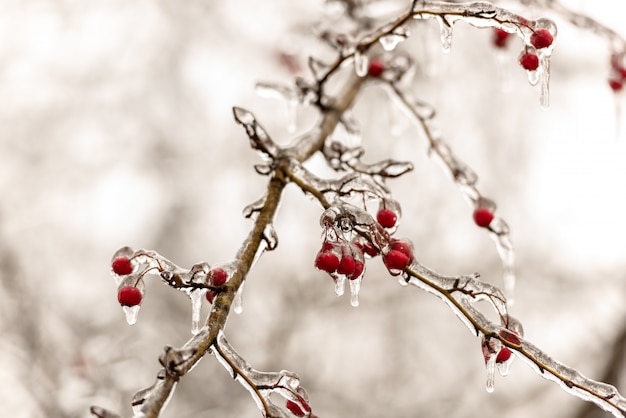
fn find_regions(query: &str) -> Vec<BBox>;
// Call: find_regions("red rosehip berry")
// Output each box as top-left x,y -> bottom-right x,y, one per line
383,250 -> 411,272
377,208 -> 398,228
530,29 -> 553,49
473,207 -> 494,228
496,347 -> 512,363
117,286 -> 142,306
337,254 -> 356,276
499,329 -> 521,346
609,79 -> 623,92
354,240 -> 379,258
349,260 -> 365,280
286,400 -> 306,417
209,267 -> 228,286
368,59 -> 385,78
206,290 -> 217,304
519,52 -> 539,71
112,256 -> 133,275
492,28 -> 510,49
390,239 -> 413,260
315,251 -> 340,273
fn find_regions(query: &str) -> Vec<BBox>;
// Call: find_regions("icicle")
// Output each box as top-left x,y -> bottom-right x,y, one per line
334,275 -> 346,296
485,356 -> 496,393
233,282 -> 245,314
349,277 -> 361,307
353,50 -> 369,77
123,305 -> 141,325
436,17 -> 454,53
539,53 -> 551,109
188,289 -> 206,335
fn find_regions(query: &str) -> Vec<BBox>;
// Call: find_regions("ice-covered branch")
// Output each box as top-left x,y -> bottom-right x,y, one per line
386,82 -> 517,300
404,261 -> 626,417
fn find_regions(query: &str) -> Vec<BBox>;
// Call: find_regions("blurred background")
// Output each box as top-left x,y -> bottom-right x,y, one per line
0,0 -> 624,417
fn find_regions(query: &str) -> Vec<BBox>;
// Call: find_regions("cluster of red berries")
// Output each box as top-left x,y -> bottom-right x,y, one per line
609,55 -> 626,92
111,256 -> 144,307
314,240 -> 365,280
519,28 -> 554,71
482,325 -> 522,365
315,199 -> 414,285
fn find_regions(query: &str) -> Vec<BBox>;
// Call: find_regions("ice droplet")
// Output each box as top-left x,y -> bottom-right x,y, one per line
354,50 -> 369,77
380,34 -> 403,52
189,289 -> 206,335
334,275 -> 346,296
349,277 -> 361,307
262,223 -> 278,251
233,282 -> 245,314
498,357 -> 513,376
123,305 -> 141,325
436,17 -> 454,53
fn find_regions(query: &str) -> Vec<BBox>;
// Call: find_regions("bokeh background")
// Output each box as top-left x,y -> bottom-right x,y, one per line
0,1 -> 625,417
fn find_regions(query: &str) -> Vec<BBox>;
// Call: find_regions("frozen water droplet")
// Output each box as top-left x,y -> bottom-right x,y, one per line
498,357 -> 513,376
189,289 -> 206,335
349,277 -> 361,307
334,275 -> 346,296
262,223 -> 278,251
436,17 -> 454,53
123,305 -> 141,325
526,67 -> 540,86
233,282 -> 245,314
354,50 -> 369,77
380,35 -> 401,52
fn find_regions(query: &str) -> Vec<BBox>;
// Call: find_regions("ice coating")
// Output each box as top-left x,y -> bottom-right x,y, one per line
210,331 -> 311,417
406,259 -> 626,416
233,281 -> 245,314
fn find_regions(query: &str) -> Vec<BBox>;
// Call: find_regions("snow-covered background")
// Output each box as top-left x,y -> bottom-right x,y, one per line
0,1 -> 625,417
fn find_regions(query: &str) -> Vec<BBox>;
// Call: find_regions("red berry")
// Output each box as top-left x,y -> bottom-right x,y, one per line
496,347 -> 512,363
383,250 -> 410,272
530,29 -> 553,49
337,254 -> 356,276
354,240 -> 379,258
286,400 -> 306,417
499,329 -> 521,346
117,286 -> 142,306
492,28 -> 510,48
473,207 -> 494,228
209,267 -> 228,286
368,59 -> 385,78
112,256 -> 133,275
618,67 -> 626,80
206,290 -> 217,304
350,260 -> 365,280
377,208 -> 398,228
609,79 -> 623,92
390,239 -> 413,260
519,52 -> 539,71
315,251 -> 340,273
